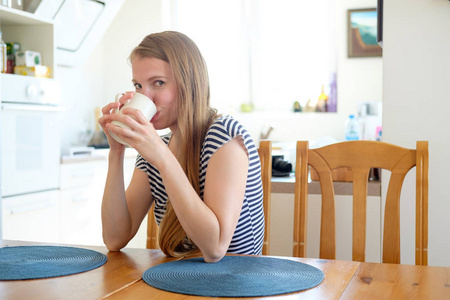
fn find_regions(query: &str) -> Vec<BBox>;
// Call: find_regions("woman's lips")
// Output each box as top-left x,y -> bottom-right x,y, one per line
150,111 -> 159,122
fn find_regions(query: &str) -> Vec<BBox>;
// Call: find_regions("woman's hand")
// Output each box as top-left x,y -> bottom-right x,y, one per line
99,92 -> 169,167
98,92 -> 134,151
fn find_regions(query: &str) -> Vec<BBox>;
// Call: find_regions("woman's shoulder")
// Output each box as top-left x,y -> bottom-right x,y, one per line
208,115 -> 247,138
211,114 -> 239,125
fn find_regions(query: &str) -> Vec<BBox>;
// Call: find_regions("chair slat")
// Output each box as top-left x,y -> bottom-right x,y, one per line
416,141 -> 429,265
352,169 -> 369,262
258,140 -> 272,255
294,141 -> 309,257
146,203 -> 159,249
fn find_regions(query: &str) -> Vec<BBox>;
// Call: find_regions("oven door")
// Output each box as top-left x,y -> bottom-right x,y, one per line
1,103 -> 63,197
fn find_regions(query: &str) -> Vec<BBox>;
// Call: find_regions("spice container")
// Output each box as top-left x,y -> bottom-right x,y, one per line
0,31 -> 7,73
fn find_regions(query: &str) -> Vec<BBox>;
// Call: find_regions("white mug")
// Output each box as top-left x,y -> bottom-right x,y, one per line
109,92 -> 157,146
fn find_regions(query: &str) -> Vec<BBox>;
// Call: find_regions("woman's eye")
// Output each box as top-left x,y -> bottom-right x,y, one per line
154,80 -> 165,87
134,83 -> 142,89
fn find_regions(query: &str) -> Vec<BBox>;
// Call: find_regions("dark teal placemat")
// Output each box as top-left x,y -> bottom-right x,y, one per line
0,246 -> 107,280
143,256 -> 324,297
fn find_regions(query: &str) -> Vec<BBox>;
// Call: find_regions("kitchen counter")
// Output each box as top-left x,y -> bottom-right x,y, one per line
272,174 -> 381,196
61,147 -> 138,164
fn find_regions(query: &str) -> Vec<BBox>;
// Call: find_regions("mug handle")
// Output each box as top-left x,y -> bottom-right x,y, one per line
114,92 -> 125,114
114,93 -> 125,114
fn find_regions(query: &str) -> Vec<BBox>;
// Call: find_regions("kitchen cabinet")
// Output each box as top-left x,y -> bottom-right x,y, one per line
0,6 -> 55,78
2,190 -> 61,243
2,149 -> 148,248
59,159 -> 108,246
59,149 -> 147,249
0,6 -> 57,240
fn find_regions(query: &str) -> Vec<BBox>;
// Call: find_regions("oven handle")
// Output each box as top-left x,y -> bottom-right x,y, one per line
1,103 -> 65,112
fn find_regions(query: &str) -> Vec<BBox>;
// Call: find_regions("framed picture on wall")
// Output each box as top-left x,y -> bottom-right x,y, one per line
347,8 -> 382,57
377,0 -> 383,47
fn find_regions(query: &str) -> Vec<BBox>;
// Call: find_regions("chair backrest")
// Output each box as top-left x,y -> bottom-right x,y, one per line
258,140 -> 272,255
147,140 -> 274,252
293,140 -> 428,265
147,203 -> 158,249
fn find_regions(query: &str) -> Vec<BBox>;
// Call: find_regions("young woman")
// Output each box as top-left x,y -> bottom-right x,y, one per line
99,31 -> 264,263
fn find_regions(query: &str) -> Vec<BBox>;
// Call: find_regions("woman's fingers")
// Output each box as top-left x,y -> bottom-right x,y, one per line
121,107 -> 149,124
118,91 -> 135,106
101,101 -> 119,115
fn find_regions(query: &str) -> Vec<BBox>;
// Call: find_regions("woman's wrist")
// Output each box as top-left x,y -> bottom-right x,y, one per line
108,147 -> 126,163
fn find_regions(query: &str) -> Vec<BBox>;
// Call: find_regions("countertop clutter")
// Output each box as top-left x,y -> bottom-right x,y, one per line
1,36 -> 51,78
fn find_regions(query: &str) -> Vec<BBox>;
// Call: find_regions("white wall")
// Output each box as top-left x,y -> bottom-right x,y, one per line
57,0 -> 163,154
235,0 -> 382,144
383,0 -> 450,267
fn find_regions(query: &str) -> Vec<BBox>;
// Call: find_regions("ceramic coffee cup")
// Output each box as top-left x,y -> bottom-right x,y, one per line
109,92 -> 157,146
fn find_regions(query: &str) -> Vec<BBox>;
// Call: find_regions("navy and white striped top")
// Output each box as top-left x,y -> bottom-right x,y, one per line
135,115 -> 264,255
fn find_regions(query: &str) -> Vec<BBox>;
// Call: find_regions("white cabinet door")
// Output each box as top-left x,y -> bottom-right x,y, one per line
2,190 -> 60,243
60,160 -> 107,246
60,187 -> 103,246
58,151 -> 146,249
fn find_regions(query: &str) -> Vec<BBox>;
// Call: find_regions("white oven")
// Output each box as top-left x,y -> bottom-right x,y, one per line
1,74 -> 62,197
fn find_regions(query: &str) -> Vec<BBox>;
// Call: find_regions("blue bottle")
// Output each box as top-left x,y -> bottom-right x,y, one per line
344,115 -> 360,141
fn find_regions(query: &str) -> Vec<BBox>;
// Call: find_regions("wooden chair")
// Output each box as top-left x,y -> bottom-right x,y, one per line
258,140 -> 272,255
147,140 -> 274,252
146,203 -> 158,249
293,140 -> 428,265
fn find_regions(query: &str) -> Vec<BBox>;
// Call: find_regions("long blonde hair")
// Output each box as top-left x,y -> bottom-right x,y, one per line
130,31 -> 218,257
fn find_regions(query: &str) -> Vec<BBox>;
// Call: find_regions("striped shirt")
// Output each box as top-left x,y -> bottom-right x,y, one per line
135,115 -> 264,255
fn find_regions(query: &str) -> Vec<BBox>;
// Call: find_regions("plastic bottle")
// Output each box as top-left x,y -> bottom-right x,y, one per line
344,114 -> 360,140
0,31 -> 6,73
375,126 -> 382,141
316,85 -> 328,112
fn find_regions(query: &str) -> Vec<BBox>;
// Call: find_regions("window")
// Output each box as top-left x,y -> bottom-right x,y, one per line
169,0 -> 337,113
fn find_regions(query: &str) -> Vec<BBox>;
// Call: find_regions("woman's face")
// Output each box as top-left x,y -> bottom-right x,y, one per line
131,56 -> 178,132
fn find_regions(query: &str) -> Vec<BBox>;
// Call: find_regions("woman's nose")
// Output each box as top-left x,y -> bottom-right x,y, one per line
140,89 -> 155,102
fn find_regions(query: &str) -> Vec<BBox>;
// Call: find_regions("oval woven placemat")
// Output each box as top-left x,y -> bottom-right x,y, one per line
0,246 -> 107,280
143,256 -> 324,297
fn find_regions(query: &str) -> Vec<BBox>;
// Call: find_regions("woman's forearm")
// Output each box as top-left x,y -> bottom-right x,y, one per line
158,154 -> 225,261
101,151 -> 132,251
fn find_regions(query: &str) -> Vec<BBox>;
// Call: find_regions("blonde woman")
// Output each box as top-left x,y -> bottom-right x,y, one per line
99,31 -> 264,263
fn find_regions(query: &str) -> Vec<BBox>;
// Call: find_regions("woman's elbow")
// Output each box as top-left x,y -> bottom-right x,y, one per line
105,244 -> 123,252
202,246 -> 228,263
203,254 -> 225,263
103,237 -> 127,252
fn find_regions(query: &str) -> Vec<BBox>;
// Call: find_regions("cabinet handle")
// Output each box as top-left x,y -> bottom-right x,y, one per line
1,103 -> 64,112
8,203 -> 55,215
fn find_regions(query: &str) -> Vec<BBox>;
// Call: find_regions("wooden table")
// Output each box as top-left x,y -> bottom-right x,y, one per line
0,240 -> 176,300
1,240 -> 449,299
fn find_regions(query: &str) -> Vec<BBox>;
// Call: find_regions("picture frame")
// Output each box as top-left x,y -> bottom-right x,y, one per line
347,8 -> 382,58
377,0 -> 383,47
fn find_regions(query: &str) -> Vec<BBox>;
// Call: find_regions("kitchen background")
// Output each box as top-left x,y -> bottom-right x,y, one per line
60,0 -> 382,153
0,0 -> 449,267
